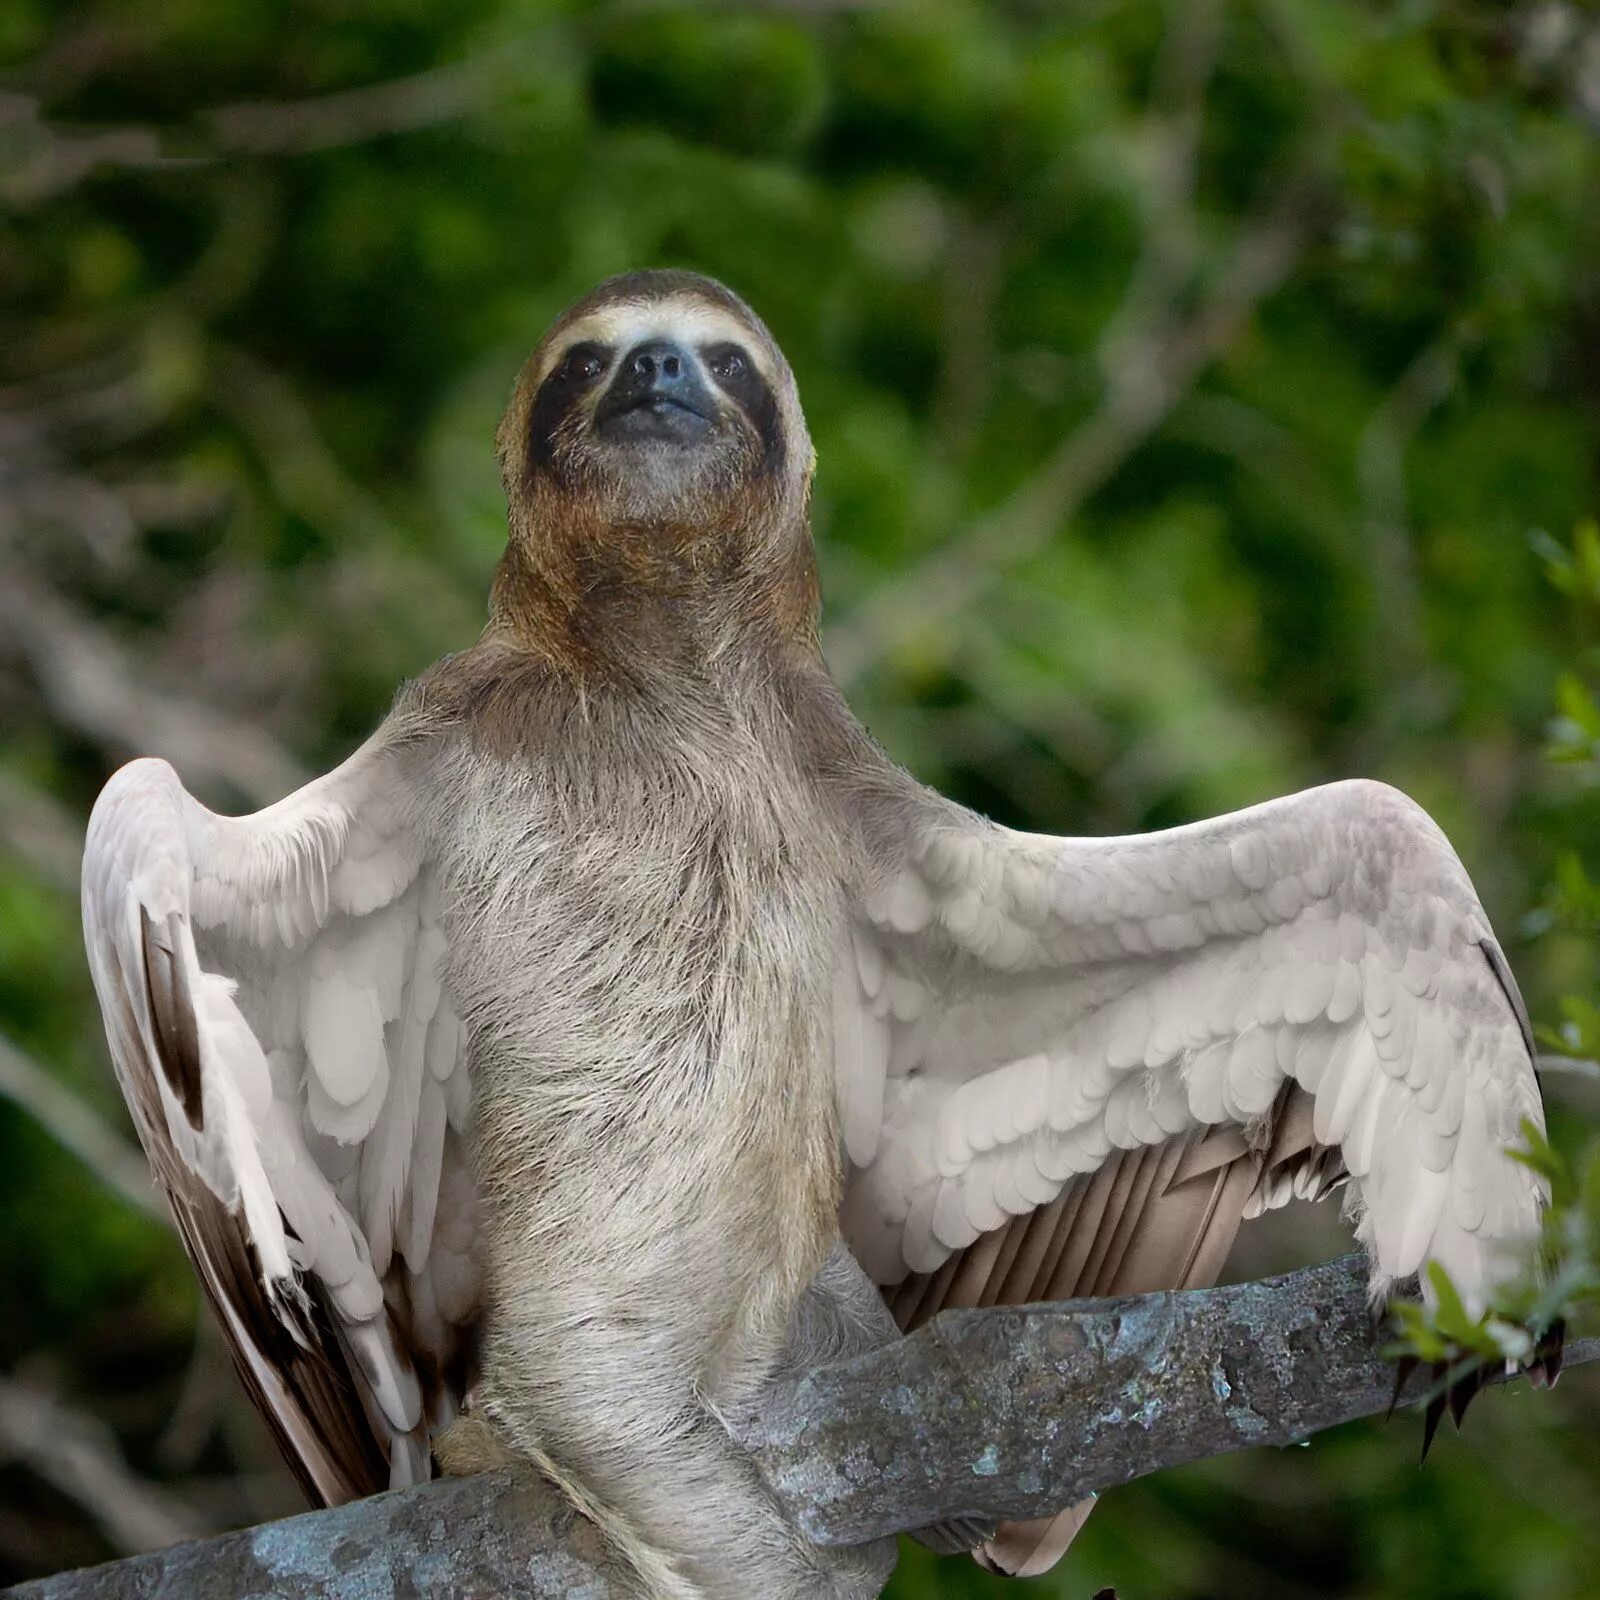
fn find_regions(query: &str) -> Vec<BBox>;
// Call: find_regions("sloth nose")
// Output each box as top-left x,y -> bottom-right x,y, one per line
623,339 -> 692,394
596,337 -> 714,436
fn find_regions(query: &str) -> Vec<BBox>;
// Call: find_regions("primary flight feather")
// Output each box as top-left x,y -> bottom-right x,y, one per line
82,270 -> 1550,1598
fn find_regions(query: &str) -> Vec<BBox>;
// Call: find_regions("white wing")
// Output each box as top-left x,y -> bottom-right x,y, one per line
839,778 -> 1547,1320
81,733 -> 478,1503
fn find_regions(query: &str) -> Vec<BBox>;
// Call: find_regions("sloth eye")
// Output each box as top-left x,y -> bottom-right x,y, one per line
706,345 -> 748,383
560,345 -> 607,383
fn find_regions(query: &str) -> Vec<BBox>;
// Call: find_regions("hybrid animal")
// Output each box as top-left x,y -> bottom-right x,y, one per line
84,271 -> 1551,1597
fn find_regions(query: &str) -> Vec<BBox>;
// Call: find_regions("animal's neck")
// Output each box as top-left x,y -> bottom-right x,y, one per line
487,510 -> 821,687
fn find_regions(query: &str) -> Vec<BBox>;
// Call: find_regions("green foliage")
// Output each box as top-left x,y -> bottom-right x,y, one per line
1384,515 -> 1600,1586
2,1 -> 1599,1595
1382,517 -> 1600,1379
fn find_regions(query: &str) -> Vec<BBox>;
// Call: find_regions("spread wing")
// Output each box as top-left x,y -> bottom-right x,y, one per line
836,774 -> 1548,1574
838,775 -> 1548,1324
81,734 -> 478,1505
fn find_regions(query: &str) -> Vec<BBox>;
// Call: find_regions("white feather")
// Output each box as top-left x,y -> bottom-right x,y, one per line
841,778 -> 1548,1326
81,740 -> 476,1501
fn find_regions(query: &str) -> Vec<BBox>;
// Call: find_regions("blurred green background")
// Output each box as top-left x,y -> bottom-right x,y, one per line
2,1 -> 1599,1594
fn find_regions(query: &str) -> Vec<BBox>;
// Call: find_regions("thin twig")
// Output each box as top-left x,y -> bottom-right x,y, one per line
1537,1053 -> 1600,1080
154,1317 -> 231,1474
823,196 -> 1314,689
0,770 -> 82,893
0,573 -> 308,806
0,37 -> 546,205
0,1376 -> 210,1556
0,1033 -> 166,1225
205,41 -> 531,156
1354,322 -> 1478,735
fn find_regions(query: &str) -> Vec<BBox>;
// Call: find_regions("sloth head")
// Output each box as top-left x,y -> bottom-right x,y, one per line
493,271 -> 818,657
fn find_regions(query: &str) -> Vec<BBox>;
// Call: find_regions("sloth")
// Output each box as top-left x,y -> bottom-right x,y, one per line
84,270 -> 1552,1598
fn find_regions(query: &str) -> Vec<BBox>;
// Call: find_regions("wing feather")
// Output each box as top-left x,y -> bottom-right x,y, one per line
841,778 -> 1546,1316
838,775 -> 1550,1576
82,739 -> 479,1506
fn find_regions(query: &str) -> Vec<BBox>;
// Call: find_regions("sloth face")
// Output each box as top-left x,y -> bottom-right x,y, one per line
506,272 -> 804,532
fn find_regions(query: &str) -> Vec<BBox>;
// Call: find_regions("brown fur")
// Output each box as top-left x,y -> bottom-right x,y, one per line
487,271 -> 821,685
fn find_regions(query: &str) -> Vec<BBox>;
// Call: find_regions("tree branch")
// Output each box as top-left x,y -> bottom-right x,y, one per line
7,1256 -> 1593,1598
734,1254 -> 1593,1546
2,1468 -> 623,1599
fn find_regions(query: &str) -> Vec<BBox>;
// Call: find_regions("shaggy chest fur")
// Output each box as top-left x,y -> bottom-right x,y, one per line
418,658 -> 848,1404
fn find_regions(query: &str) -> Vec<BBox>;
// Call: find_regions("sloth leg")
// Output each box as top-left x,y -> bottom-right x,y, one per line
770,1237 -> 900,1373
763,1241 -> 995,1561
432,1411 -> 526,1477
464,1264 -> 897,1600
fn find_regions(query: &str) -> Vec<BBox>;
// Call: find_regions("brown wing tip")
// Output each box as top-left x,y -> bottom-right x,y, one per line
1527,1318 -> 1566,1389
1479,937 -> 1536,1064
1416,1356 -> 1496,1463
141,908 -> 205,1128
